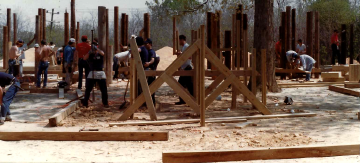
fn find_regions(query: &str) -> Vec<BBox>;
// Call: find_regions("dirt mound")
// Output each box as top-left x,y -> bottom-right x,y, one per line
155,46 -> 177,70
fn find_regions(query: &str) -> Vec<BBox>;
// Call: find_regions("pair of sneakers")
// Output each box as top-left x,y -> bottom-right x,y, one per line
0,115 -> 12,125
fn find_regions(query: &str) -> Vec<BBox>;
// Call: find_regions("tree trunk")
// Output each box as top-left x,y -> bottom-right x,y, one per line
253,0 -> 279,92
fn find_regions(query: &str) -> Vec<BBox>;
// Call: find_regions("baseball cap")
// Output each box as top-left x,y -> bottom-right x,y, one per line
69,38 -> 76,43
34,44 -> 39,48
17,39 -> 24,43
144,38 -> 152,45
81,35 -> 88,40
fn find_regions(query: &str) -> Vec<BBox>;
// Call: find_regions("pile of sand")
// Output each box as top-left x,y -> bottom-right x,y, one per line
155,46 -> 177,70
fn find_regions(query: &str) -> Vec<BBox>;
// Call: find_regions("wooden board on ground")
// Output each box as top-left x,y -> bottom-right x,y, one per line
344,83 -> 360,88
30,88 -> 68,93
0,131 -> 169,141
162,144 -> 360,163
332,65 -> 349,72
76,89 -> 83,97
321,72 -> 341,78
329,85 -> 360,97
323,78 -> 345,82
349,64 -> 360,81
59,88 -> 65,99
48,101 -> 80,127
109,118 -> 247,127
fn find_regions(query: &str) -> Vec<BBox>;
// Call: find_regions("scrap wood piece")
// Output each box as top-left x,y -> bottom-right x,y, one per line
162,144 -> 360,163
344,83 -> 360,88
48,101 -> 80,127
329,85 -> 360,97
109,118 -> 247,127
323,77 -> 345,82
0,131 -> 169,141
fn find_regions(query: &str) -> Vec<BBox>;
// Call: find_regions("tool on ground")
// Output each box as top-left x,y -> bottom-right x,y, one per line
79,127 -> 99,132
57,81 -> 69,88
119,79 -> 130,110
284,96 -> 293,105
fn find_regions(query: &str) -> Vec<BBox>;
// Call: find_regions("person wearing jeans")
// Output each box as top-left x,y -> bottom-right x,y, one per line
293,54 -> 316,81
0,72 -> 19,125
76,35 -> 91,89
63,38 -> 76,88
36,61 -> 49,87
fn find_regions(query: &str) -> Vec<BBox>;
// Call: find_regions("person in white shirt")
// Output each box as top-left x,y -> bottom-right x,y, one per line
296,39 -> 306,55
175,35 -> 193,105
17,40 -> 27,77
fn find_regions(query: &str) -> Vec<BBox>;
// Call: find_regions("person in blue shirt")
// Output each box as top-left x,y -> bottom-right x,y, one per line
135,37 -> 150,99
144,38 -> 159,107
63,38 -> 76,88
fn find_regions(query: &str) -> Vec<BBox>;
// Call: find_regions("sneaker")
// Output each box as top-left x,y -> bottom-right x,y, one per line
175,101 -> 186,105
0,120 -> 4,125
5,115 -> 12,122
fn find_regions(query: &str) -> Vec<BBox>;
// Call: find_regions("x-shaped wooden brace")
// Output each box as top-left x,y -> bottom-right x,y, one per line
118,39 -> 201,121
195,42 -> 271,115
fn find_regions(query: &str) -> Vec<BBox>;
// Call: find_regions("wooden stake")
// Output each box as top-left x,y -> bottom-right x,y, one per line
291,9 -> 296,50
13,13 -> 17,43
350,24 -> 354,64
3,26 -> 8,69
306,12 -> 313,58
286,6 -> 291,51
7,9 -> 11,42
70,0 -> 76,38
340,24 -> 347,65
64,12 -> 69,46
261,49 -> 266,105
144,13 -> 150,40
243,14 -> 248,103
42,9 -> 46,40
200,25 -> 206,127
114,7 -> 119,53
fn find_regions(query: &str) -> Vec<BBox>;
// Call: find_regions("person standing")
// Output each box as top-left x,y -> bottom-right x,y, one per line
17,40 -> 27,78
36,40 -> 54,88
296,39 -> 307,55
134,37 -> 150,98
275,39 -> 281,67
144,38 -> 159,106
175,35 -> 193,105
76,36 -> 91,89
8,41 -> 22,75
81,41 -> 109,108
293,54 -> 316,81
331,30 -> 340,65
0,72 -> 20,125
63,38 -> 76,88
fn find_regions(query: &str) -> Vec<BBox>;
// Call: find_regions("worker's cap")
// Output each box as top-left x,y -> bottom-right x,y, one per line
144,38 -> 152,45
292,53 -> 298,59
34,44 -> 40,48
81,35 -> 88,40
17,39 -> 24,43
69,38 -> 76,43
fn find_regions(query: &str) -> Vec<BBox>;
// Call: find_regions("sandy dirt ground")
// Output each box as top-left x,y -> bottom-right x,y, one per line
0,76 -> 359,162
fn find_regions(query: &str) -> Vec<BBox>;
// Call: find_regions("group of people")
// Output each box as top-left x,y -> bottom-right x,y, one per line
276,39 -> 316,81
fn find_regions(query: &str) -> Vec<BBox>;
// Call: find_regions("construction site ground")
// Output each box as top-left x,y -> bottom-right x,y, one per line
0,77 -> 359,163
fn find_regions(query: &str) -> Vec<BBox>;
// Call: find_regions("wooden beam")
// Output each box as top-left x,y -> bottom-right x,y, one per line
3,26 -> 8,68
243,14 -> 248,103
130,37 -> 157,120
48,101 -> 79,126
286,6 -> 291,51
280,12 -> 286,79
207,12 -> 213,69
199,25 -> 206,126
114,7 -> 119,53
349,64 -> 360,82
350,24 -> 354,64
251,48 -> 256,105
64,12 -> 69,46
340,24 -> 347,64
173,16 -> 176,55
7,9 -> 11,42
162,144 -> 360,163
0,131 -> 169,141
42,9 -> 46,40
13,13 -> 17,43
205,74 -> 225,96
224,31 -> 232,69
261,49 -> 266,105
306,12 -> 314,58
205,75 -> 235,108
276,68 -> 311,74
70,0 -> 76,38
329,85 -> 360,97
291,9 -> 296,51
144,13 -> 150,40
345,83 -> 360,88
38,8 -> 42,43
314,11 -> 320,69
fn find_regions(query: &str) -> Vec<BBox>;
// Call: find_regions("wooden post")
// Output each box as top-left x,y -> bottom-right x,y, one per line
200,25 -> 205,127
314,11 -> 320,78
76,22 -> 80,45
350,24 -> 354,64
261,49 -> 266,105
38,9 -> 42,42
252,48 -> 257,102
144,13 -> 150,40
13,13 -> 17,43
340,24 -> 347,65
306,12 -> 313,58
125,14 -> 129,46
291,9 -> 296,50
35,15 -> 40,79
42,9 -> 46,40
224,31 -> 231,69
232,5 -> 242,109
98,6 -> 106,79
207,12 -> 213,69
216,11 -> 221,61
176,30 -> 179,53
121,13 -> 126,48
71,0 -> 76,38
64,12 -> 69,46
286,6 -> 291,51
280,12 -> 286,80
172,16 -> 175,55
114,7 -> 119,53
3,26 -> 8,68
106,9 -> 110,86
243,14 -> 248,103
7,9 -> 11,42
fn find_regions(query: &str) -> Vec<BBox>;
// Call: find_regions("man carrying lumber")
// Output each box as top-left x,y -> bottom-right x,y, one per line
63,38 -> 76,88
36,40 -> 55,88
293,54 -> 316,81
145,38 -> 160,106
76,35 -> 91,89
331,30 -> 340,65
296,39 -> 306,55
0,72 -> 20,125
81,41 -> 109,108
175,35 -> 193,105
8,40 -> 23,76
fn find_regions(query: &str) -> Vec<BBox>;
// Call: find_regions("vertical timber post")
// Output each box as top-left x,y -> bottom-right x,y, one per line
125,14 -> 129,46
207,12 -> 212,69
306,12 -> 313,58
261,49 -> 266,105
224,31 -> 231,69
280,12 -> 286,80
314,11 -> 320,77
98,6 -> 106,83
42,9 -> 46,40
291,9 -> 296,51
144,13 -> 150,40
243,14 -> 248,103
35,15 -> 40,79
286,6 -> 291,51
38,8 -> 42,42
340,24 -> 347,65
7,9 -> 11,42
13,13 -> 17,43
121,13 -> 126,49
114,7 -> 119,53
3,26 -> 8,68
105,8 -> 110,86
350,24 -> 354,64
251,48 -> 257,108
64,12 -> 69,46
71,0 -> 76,39
200,25 -> 205,127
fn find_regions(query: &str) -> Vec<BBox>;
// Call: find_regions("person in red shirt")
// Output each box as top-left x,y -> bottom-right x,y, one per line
275,39 -> 281,67
331,30 -> 340,65
76,35 -> 91,89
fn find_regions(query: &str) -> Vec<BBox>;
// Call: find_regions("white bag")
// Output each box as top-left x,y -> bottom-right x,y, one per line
87,71 -> 107,79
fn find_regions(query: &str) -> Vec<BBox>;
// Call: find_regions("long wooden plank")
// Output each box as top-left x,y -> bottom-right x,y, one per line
345,83 -> 360,88
205,74 -> 225,96
162,74 -> 200,114
261,49 -> 266,105
329,85 -> 360,97
109,118 -> 247,127
130,37 -> 157,121
118,41 -> 199,121
162,144 -> 360,163
209,113 -> 316,120
48,101 -> 80,127
205,75 -> 235,108
0,131 -> 169,141
279,82 -> 345,86
202,45 -> 271,115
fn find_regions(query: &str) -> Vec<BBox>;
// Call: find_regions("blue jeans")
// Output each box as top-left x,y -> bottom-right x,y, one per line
304,63 -> 314,81
78,59 -> 89,89
1,81 -> 19,118
37,61 -> 49,87
8,59 -> 16,75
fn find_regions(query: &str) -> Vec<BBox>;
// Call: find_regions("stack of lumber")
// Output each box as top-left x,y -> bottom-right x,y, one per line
332,65 -> 349,76
321,71 -> 345,82
349,64 -> 360,82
